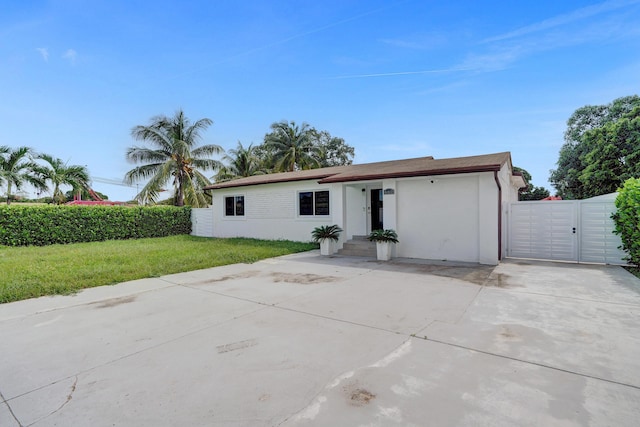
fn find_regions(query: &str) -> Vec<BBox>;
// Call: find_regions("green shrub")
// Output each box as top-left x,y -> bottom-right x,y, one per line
0,205 -> 191,246
311,224 -> 342,242
367,229 -> 399,243
612,178 -> 640,266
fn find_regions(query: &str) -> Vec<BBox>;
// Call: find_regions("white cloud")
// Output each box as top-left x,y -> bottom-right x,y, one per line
330,67 -> 472,79
36,47 -> 49,61
458,0 -> 640,73
458,47 -> 523,72
62,49 -> 77,64
482,0 -> 640,43
379,33 -> 448,50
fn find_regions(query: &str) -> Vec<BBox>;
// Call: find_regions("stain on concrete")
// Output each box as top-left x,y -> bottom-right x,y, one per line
92,295 -> 137,308
402,264 -> 496,286
456,268 -> 496,286
484,273 -> 511,288
270,272 -> 339,285
499,326 -> 518,340
216,338 -> 258,354
341,380 -> 377,407
348,388 -> 376,406
194,270 -> 260,285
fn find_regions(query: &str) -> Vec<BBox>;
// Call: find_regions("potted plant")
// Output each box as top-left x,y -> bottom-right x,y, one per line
311,224 -> 343,256
368,229 -> 399,261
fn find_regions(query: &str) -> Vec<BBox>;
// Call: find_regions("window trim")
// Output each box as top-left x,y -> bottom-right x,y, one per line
224,195 -> 245,217
297,189 -> 331,217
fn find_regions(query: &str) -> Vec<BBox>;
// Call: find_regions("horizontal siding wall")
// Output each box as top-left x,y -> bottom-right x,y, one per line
211,180 -> 343,243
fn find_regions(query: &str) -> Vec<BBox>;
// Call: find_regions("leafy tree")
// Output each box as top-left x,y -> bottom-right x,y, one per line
0,146 -> 46,205
513,167 -> 551,201
579,107 -> 640,196
313,130 -> 354,167
263,120 -> 322,172
258,122 -> 353,172
124,110 -> 223,207
612,178 -> 640,266
252,143 -> 277,174
550,95 -> 640,199
214,141 -> 264,182
35,154 -> 90,204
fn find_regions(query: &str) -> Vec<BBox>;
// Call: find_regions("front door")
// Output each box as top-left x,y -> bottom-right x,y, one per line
370,189 -> 383,231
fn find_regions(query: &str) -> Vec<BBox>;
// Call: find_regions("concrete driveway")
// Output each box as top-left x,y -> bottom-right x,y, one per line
1,252 -> 639,426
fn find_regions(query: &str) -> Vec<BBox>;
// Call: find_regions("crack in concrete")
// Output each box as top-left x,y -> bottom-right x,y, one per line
0,388 -> 23,427
493,288 -> 640,308
3,305 -> 269,406
24,376 -> 77,427
416,335 -> 640,391
454,286 -> 484,325
0,286 -> 177,324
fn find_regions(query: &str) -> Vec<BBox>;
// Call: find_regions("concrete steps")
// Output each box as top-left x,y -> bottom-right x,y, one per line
338,235 -> 376,257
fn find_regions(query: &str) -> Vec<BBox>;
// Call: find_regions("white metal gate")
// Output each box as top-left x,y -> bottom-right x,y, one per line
507,193 -> 626,265
191,207 -> 214,237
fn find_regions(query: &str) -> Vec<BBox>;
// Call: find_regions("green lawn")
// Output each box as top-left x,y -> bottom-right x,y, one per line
0,235 -> 317,304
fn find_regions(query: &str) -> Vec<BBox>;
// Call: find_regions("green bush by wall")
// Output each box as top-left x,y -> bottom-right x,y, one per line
0,205 -> 192,246
612,178 -> 640,266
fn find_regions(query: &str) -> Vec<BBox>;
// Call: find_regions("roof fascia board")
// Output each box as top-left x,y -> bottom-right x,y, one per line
318,164 -> 503,184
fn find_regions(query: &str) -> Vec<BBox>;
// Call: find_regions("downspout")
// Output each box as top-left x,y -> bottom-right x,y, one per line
203,189 -> 213,207
494,171 -> 502,261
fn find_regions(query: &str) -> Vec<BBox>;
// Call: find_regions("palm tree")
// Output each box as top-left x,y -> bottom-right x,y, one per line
0,146 -> 46,205
214,141 -> 264,182
35,154 -> 90,204
264,120 -> 322,172
125,110 -> 223,207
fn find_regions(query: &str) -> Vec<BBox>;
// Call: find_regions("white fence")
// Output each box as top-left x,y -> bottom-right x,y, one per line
508,193 -> 626,265
191,207 -> 214,237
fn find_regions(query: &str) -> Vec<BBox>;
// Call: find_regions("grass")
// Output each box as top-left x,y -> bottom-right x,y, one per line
0,235 -> 317,304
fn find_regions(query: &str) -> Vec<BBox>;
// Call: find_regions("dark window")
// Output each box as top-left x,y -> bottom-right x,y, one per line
235,196 -> 244,216
314,191 -> 330,215
299,192 -> 313,215
225,197 -> 234,216
299,191 -> 330,216
224,196 -> 244,216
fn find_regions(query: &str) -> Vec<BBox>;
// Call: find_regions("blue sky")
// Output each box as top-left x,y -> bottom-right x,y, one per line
2,0 -> 639,201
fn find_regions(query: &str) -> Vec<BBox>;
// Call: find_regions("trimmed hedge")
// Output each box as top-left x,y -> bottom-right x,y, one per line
613,178 -> 640,266
0,205 -> 191,246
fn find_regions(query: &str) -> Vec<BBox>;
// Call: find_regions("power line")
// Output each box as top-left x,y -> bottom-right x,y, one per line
92,177 -> 135,188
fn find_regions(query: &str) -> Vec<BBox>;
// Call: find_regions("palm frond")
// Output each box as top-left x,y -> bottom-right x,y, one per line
192,144 -> 223,157
125,110 -> 219,206
126,146 -> 170,164
124,163 -> 167,184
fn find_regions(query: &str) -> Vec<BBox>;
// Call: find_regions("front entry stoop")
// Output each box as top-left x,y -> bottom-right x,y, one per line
338,236 -> 376,257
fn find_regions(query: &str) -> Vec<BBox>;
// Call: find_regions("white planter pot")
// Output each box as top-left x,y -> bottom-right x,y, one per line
376,241 -> 393,261
320,239 -> 335,256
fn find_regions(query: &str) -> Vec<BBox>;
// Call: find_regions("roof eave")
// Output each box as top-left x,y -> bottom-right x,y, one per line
318,165 -> 503,184
205,173 -> 339,190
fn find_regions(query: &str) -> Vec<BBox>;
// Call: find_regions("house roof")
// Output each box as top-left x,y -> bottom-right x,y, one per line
205,152 -> 520,190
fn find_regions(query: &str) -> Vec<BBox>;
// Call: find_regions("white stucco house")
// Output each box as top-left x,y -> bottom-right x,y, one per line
204,152 -> 527,265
